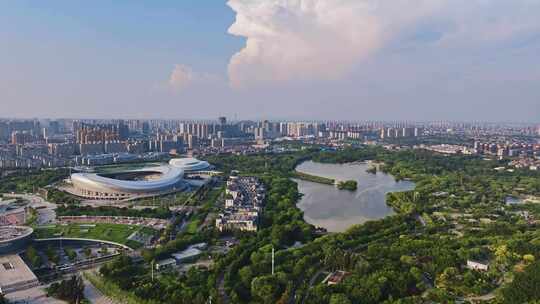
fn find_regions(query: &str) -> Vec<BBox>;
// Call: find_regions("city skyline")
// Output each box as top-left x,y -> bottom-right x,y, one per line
1,1 -> 539,122
2,3 -> 540,301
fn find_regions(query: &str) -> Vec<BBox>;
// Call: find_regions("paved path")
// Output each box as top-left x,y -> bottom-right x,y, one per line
462,292 -> 497,303
217,269 -> 230,304
301,269 -> 328,304
83,276 -> 117,304
5,285 -> 66,304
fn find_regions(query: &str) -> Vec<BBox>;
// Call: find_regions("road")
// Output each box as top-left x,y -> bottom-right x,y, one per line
300,268 -> 328,304
83,274 -> 119,304
4,285 -> 66,304
217,269 -> 230,304
462,291 -> 497,303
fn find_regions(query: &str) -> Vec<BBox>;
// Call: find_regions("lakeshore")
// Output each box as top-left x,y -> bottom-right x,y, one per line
294,160 -> 415,232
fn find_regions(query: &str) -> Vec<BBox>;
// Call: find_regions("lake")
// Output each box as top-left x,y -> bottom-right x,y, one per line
294,160 -> 415,232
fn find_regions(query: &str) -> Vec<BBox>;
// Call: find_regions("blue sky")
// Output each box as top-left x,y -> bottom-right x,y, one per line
1,1 -> 539,122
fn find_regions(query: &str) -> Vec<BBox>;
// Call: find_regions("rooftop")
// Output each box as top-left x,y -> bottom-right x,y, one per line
0,226 -> 33,242
0,254 -> 39,293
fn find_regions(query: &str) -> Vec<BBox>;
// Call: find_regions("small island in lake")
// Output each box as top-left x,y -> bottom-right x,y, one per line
337,180 -> 358,191
293,171 -> 335,185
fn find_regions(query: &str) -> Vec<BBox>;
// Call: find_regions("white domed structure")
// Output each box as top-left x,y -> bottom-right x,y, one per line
169,158 -> 211,172
70,165 -> 186,201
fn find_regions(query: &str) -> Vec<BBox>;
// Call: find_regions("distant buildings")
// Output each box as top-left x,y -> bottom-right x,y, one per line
216,176 -> 266,232
10,131 -> 34,145
0,117 -> 537,170
380,127 -> 423,139
422,144 -> 475,155
474,141 -> 540,158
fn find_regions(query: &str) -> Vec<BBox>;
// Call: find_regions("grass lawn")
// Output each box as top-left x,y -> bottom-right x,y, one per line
33,223 -> 153,248
200,188 -> 222,206
185,219 -> 201,234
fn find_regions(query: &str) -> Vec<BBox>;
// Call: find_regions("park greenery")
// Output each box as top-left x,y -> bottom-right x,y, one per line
47,275 -> 86,304
8,145 -> 540,303
25,245 -> 42,268
500,260 -> 540,303
46,188 -> 81,205
0,168 -> 68,193
92,146 -> 540,303
56,204 -> 171,219
33,223 -> 153,249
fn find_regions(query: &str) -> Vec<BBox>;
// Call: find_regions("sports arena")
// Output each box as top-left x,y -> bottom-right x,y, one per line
168,157 -> 211,172
68,158 -> 211,201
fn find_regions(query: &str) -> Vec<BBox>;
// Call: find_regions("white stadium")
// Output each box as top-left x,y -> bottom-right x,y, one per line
168,158 -> 211,172
68,158 -> 212,201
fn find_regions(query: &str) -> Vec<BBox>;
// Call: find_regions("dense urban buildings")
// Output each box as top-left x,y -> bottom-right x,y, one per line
2,117 -> 537,170
216,175 -> 266,232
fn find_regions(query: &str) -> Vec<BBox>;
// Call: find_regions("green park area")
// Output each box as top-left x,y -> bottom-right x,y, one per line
33,223 -> 156,249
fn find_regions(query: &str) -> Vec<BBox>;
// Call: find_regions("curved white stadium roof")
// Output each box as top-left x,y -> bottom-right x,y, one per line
71,165 -> 184,194
169,158 -> 210,172
0,226 -> 33,243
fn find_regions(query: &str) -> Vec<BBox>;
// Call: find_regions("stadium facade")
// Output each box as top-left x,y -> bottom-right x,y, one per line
68,158 -> 211,201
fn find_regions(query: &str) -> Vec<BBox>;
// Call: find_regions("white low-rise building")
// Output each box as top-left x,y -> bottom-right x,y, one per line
466,260 -> 489,271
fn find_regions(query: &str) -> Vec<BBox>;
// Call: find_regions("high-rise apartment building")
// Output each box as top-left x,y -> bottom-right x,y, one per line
75,122 -> 128,144
11,131 -> 34,145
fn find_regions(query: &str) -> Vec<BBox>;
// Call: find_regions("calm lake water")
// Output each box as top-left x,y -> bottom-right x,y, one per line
294,161 -> 415,232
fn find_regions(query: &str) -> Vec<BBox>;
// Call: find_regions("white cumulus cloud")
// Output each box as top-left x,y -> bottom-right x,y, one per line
226,0 -> 540,89
168,64 -> 197,89
167,64 -> 222,92
226,0 -> 443,88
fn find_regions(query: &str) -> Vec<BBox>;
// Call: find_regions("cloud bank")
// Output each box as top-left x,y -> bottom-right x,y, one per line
226,0 -> 540,89
168,64 -> 220,91
226,0 -> 442,88
169,64 -> 196,89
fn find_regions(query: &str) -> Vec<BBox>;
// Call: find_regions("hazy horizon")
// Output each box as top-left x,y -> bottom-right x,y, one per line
1,1 -> 539,122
